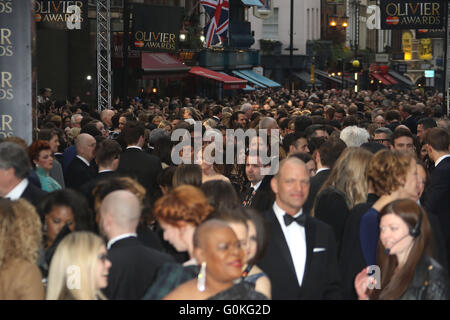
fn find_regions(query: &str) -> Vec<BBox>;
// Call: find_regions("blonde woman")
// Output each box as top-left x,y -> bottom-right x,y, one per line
46,231 -> 111,300
313,147 -> 373,252
0,199 -> 44,300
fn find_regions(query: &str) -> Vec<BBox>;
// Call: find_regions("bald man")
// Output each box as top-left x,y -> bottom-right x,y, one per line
100,109 -> 115,129
100,190 -> 174,300
64,133 -> 97,190
258,157 -> 342,300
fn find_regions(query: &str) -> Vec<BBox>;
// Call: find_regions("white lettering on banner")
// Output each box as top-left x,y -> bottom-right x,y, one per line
0,0 -> 13,14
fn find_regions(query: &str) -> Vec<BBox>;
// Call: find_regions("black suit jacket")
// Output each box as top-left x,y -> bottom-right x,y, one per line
21,181 -> 47,208
425,157 -> 450,240
117,148 -> 163,196
80,171 -> 118,208
314,187 -> 350,254
303,169 -> 330,214
103,236 -> 174,300
258,207 -> 342,300
64,157 -> 97,191
242,175 -> 275,214
402,116 -> 417,134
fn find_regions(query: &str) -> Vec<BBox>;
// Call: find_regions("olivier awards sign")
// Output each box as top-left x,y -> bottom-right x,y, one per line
0,0 -> 33,143
380,0 -> 444,29
35,0 -> 87,30
131,4 -> 183,52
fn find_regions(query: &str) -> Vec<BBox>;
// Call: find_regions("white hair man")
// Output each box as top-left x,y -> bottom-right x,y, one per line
340,126 -> 370,147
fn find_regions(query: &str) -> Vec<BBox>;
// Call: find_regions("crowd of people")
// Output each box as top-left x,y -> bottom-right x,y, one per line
0,86 -> 449,300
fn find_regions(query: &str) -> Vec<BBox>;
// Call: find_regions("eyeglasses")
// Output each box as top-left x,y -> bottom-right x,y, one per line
98,253 -> 108,263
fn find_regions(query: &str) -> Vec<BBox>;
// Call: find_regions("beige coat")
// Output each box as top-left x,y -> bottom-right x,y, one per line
0,258 -> 45,300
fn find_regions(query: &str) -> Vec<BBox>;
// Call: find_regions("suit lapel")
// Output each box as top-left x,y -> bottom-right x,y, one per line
266,209 -> 297,277
302,215 -> 316,285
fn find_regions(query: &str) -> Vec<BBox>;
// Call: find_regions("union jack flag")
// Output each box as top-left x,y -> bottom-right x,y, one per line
200,0 -> 229,47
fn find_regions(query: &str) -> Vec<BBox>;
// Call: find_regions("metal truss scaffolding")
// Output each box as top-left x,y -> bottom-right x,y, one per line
97,0 -> 112,112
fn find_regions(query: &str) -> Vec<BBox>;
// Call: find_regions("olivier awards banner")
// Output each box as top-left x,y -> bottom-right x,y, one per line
35,0 -> 88,30
380,0 -> 444,29
131,4 -> 183,52
0,0 -> 33,143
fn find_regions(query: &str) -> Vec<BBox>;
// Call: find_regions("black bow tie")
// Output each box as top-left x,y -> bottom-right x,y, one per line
283,213 -> 306,227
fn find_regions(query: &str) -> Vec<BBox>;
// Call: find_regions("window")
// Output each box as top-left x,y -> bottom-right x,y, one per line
262,7 -> 279,40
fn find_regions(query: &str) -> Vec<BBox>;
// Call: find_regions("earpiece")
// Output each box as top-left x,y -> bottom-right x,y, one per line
409,209 -> 422,238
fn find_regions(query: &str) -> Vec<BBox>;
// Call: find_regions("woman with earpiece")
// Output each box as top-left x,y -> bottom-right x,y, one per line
354,199 -> 450,300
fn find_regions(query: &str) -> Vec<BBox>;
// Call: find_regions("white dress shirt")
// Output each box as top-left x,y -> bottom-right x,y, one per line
126,146 -> 142,151
435,154 -> 450,167
107,233 -> 137,250
251,180 -> 262,192
76,155 -> 91,167
315,167 -> 330,175
5,179 -> 29,200
273,201 -> 307,287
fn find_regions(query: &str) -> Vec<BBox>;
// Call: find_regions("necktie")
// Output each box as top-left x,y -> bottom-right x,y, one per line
283,213 -> 306,227
243,187 -> 255,207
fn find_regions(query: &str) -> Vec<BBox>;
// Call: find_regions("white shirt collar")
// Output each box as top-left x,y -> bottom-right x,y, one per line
107,233 -> 137,250
76,155 -> 90,166
5,179 -> 29,200
126,146 -> 142,151
98,169 -> 114,174
251,180 -> 262,191
315,167 -> 330,175
435,154 -> 450,167
273,201 -> 303,220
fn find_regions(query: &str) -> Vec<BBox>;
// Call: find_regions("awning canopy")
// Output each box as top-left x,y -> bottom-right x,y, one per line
293,71 -> 323,87
190,66 -> 247,90
141,53 -> 190,72
238,69 -> 281,88
232,70 -> 267,88
371,72 -> 391,85
314,69 -> 342,84
383,73 -> 398,85
243,85 -> 255,91
388,70 -> 415,86
241,0 -> 263,6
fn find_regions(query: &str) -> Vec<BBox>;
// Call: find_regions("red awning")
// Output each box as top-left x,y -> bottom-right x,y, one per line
141,53 -> 190,72
382,73 -> 398,85
371,72 -> 391,85
189,66 -> 247,90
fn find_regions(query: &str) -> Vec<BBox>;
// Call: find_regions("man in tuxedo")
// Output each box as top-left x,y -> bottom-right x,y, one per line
80,139 -> 122,206
424,128 -> 450,266
399,104 -> 417,134
287,132 -> 310,155
303,138 -> 346,213
417,117 -> 437,143
211,105 -> 222,124
117,121 -> 162,197
242,153 -> 274,213
258,157 -> 342,300
390,127 -> 415,153
100,190 -> 174,300
65,133 -> 97,191
0,142 -> 47,207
